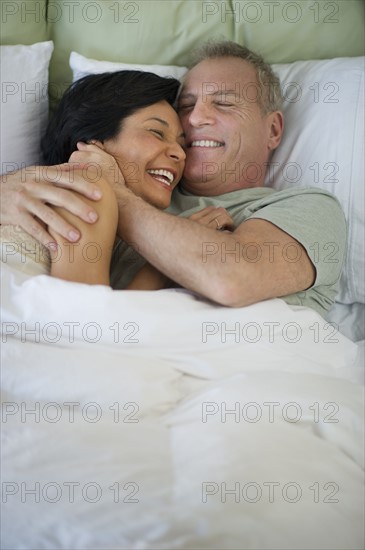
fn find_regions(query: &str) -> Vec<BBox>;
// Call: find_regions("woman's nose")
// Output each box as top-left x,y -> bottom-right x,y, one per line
168,142 -> 186,161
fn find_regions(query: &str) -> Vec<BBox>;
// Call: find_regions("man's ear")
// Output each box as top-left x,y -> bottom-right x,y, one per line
267,111 -> 284,151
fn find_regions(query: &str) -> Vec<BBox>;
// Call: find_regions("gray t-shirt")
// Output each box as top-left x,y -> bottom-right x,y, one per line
110,186 -> 347,317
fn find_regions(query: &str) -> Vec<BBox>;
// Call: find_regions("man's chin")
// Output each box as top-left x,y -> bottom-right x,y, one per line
182,165 -> 211,187
180,176 -> 216,196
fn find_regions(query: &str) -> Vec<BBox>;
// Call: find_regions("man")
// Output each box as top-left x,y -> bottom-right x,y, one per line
0,41 -> 346,316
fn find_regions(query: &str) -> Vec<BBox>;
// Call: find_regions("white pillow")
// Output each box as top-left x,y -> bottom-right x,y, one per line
267,57 -> 364,306
0,41 -> 54,175
69,51 -> 188,82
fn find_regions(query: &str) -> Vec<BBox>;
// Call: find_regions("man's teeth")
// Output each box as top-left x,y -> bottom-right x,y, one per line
191,140 -> 223,147
147,169 -> 174,185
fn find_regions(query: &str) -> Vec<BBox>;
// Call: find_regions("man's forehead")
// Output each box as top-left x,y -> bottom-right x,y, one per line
179,86 -> 243,99
181,57 -> 257,93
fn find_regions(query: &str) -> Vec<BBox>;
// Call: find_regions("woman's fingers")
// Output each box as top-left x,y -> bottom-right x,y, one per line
189,207 -> 235,231
212,209 -> 235,231
189,206 -> 216,221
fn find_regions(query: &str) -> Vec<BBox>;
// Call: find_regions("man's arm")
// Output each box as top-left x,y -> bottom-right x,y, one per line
2,145 -> 315,305
61,143 -> 315,306
126,207 -> 235,291
116,186 -> 315,307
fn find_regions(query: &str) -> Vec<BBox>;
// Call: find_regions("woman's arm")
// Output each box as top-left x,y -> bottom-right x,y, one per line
49,175 -> 118,285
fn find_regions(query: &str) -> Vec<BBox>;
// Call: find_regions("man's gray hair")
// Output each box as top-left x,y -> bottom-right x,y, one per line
189,41 -> 283,114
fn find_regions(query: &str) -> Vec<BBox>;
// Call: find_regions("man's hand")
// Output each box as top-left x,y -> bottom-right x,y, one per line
68,142 -> 127,197
0,145 -> 116,247
0,164 -> 102,248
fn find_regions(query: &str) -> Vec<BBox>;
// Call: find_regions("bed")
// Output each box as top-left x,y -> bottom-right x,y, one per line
1,1 -> 364,548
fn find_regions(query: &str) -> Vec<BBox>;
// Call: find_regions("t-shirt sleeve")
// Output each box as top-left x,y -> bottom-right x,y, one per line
246,188 -> 347,289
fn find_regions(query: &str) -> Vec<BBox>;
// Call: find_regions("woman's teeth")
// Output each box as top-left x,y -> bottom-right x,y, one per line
147,169 -> 174,185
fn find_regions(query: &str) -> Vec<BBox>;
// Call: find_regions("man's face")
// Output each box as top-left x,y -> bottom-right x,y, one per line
178,57 -> 283,196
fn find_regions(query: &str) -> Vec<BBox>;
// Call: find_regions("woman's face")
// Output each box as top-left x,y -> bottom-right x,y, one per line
103,100 -> 186,209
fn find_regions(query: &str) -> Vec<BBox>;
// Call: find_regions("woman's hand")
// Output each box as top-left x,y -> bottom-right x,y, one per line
189,206 -> 234,231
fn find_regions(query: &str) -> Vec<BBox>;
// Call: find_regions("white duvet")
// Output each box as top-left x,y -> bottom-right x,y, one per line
1,264 -> 364,549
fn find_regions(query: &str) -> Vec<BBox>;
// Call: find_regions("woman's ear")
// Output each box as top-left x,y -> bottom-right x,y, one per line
88,139 -> 105,150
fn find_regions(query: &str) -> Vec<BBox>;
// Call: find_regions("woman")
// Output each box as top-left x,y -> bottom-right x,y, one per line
1,70 -> 232,288
1,70 -> 186,287
44,70 -> 188,286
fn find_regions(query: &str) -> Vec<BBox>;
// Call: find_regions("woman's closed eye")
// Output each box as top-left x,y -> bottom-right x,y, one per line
149,128 -> 165,138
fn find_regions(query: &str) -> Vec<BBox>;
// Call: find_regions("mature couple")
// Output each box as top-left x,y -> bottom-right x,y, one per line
1,41 -> 346,316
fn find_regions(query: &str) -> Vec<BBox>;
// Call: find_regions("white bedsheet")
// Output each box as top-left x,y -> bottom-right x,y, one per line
1,264 -> 364,549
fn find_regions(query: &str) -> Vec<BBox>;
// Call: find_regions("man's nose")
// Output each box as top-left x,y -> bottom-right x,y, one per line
188,100 -> 214,127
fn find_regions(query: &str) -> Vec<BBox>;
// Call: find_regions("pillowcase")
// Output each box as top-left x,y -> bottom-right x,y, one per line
267,57 -> 364,306
0,41 -> 54,175
69,51 -> 188,82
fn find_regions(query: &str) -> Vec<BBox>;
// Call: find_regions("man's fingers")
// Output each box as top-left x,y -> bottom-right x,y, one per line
24,166 -> 103,200
58,162 -> 89,171
29,200 -> 83,242
29,188 -> 98,224
21,183 -> 100,221
19,213 -> 58,249
17,189 -> 99,242
1,168 -> 101,245
19,197 -> 82,243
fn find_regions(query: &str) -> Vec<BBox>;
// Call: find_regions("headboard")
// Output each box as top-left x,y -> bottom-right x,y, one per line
2,0 -> 364,101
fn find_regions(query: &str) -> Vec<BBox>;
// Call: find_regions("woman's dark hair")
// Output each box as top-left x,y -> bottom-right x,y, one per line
41,70 -> 180,165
